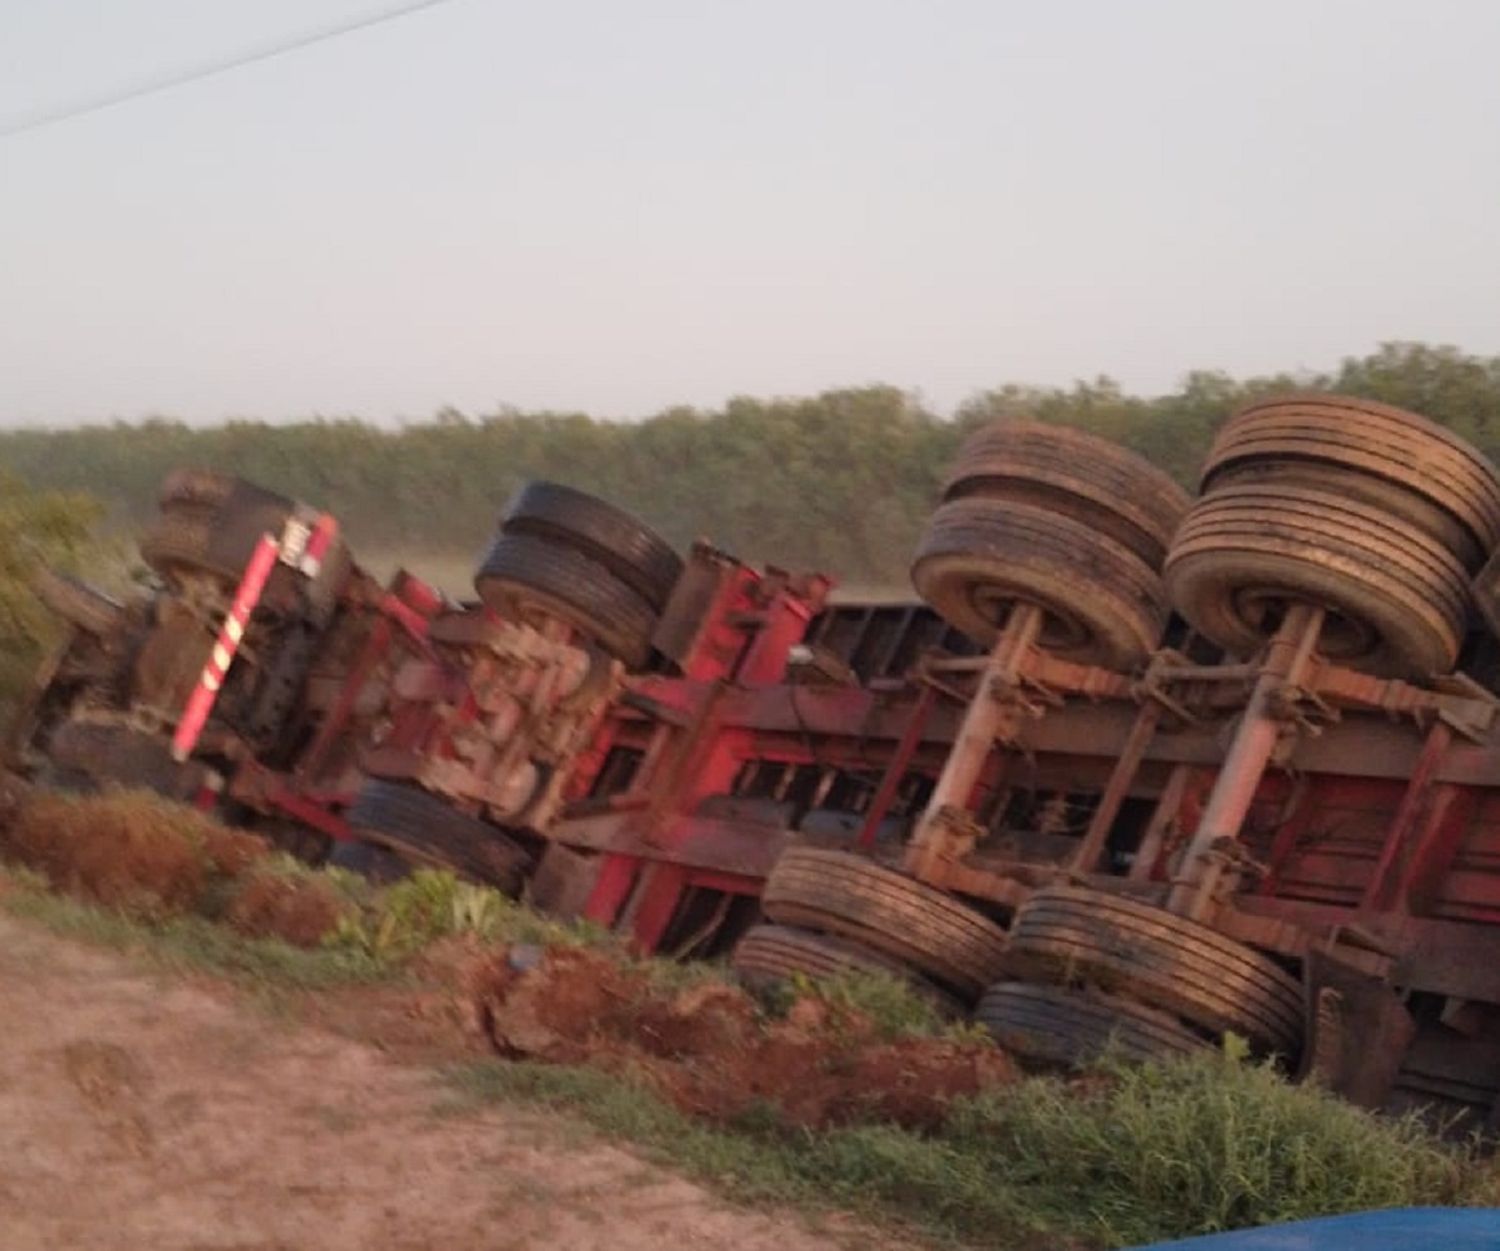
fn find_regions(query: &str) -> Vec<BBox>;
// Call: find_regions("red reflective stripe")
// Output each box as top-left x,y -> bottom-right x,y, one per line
303,513 -> 339,568
171,533 -> 279,762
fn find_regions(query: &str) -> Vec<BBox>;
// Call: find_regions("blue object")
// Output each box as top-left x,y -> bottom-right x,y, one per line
1128,1208 -> 1500,1250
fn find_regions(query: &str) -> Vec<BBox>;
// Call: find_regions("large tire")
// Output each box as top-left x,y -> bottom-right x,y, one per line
1164,481 -> 1469,678
44,719 -> 209,800
500,481 -> 683,611
32,569 -> 123,637
474,532 -> 656,667
1004,885 -> 1304,1055
911,497 -> 1168,669
140,471 -> 296,584
975,981 -> 1210,1067
158,468 -> 265,511
731,923 -> 966,1016
1201,394 -> 1500,566
258,820 -> 333,867
328,837 -> 411,885
943,420 -> 1191,568
760,848 -> 1009,999
346,779 -> 531,894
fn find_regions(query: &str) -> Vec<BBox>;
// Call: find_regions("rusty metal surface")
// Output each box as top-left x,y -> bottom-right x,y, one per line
1296,949 -> 1415,1109
1167,604 -> 1325,919
554,809 -> 792,878
803,600 -> 976,684
524,842 -> 604,919
1474,546 -> 1500,644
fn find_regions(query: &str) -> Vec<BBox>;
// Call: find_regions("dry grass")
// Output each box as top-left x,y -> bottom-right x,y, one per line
0,789 -> 354,947
226,868 -> 349,947
1,790 -> 265,918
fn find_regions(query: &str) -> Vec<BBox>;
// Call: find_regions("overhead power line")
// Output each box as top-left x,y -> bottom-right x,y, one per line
0,0 -> 465,140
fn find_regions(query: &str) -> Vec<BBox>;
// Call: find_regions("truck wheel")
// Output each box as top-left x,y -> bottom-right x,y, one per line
328,837 -> 411,884
141,472 -> 296,585
943,420 -> 1191,568
44,719 -> 208,800
1200,393 -> 1500,569
911,497 -> 1168,669
975,981 -> 1210,1067
1164,481 -> 1469,678
1004,884 -> 1304,1056
760,848 -> 1009,999
499,481 -> 683,611
347,779 -> 531,894
32,569 -> 124,637
731,924 -> 966,1016
474,532 -> 656,667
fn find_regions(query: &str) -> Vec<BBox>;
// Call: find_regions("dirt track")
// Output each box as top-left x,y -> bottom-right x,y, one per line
0,913 -> 889,1250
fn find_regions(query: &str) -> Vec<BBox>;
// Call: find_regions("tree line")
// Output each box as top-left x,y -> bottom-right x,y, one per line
4,342 -> 1500,589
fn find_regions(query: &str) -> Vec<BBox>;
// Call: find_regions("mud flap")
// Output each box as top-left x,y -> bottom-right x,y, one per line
1297,947 -> 1416,1109
1474,545 -> 1500,642
525,843 -> 602,920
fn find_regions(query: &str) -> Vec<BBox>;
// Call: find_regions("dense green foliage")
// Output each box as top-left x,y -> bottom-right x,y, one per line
0,475 -> 103,704
5,342 -> 1500,587
457,1049 -> 1494,1249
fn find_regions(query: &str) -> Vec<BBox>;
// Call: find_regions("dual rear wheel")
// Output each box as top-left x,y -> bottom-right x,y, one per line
1166,394 -> 1500,678
474,481 -> 683,668
916,395 -> 1500,679
999,884 -> 1303,1057
913,419 -> 1189,669
731,848 -> 1008,1008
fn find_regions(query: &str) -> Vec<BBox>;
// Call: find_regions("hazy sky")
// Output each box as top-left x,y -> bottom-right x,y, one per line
3,0 -> 1499,426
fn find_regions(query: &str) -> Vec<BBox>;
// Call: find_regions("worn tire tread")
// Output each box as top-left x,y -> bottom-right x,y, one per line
761,849 -> 1008,997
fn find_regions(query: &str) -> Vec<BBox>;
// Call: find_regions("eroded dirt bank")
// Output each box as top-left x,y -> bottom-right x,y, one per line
0,913 -> 896,1251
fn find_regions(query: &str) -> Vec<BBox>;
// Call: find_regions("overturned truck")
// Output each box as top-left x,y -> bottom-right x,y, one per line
19,394 -> 1500,1130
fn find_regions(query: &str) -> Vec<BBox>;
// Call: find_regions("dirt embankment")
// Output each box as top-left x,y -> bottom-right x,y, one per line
0,911 -> 908,1251
1,788 -> 347,944
0,790 -> 1021,1139
471,945 -> 1015,1132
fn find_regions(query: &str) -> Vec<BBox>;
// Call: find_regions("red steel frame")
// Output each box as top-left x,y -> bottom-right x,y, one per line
213,547 -> 447,843
530,578 -> 1500,1039
91,495 -> 1500,1055
35,480 -> 1500,1115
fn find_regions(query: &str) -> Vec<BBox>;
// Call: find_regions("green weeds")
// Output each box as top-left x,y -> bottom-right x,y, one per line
4,793 -> 1497,1250
448,1048 -> 1499,1250
0,872 -> 388,988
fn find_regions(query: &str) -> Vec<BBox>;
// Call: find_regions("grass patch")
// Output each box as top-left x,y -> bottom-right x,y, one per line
2,789 -> 270,920
448,1061 -> 828,1205
755,966 -> 962,1041
4,794 -> 1495,1248
1,871 -> 390,989
945,1053 -> 1496,1245
329,867 -> 612,958
448,1049 -> 1498,1251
